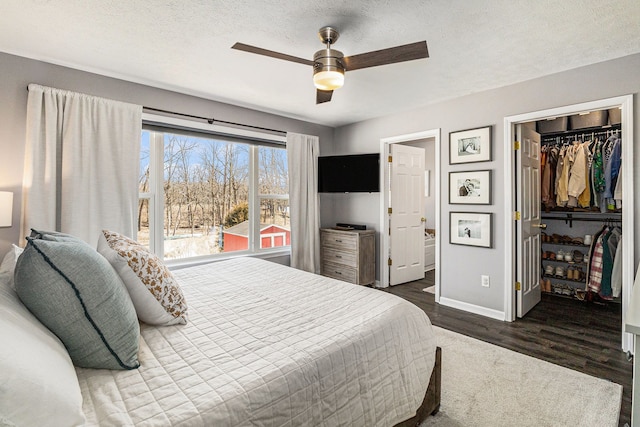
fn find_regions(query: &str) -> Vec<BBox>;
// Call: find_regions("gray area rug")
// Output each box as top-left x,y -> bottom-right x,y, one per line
420,326 -> 622,427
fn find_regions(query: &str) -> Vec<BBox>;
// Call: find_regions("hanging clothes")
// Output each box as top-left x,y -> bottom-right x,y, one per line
567,142 -> 587,208
555,145 -> 570,207
586,224 -> 621,300
611,235 -> 623,298
540,129 -> 621,212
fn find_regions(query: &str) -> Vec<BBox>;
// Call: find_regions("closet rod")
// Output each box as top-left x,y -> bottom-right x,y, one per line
542,216 -> 621,222
540,123 -> 621,144
143,106 -> 287,136
542,213 -> 621,228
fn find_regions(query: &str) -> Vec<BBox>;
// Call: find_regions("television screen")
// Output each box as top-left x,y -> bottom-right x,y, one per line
318,153 -> 380,193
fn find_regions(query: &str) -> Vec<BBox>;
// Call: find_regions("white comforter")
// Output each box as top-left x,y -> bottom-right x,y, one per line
77,258 -> 436,426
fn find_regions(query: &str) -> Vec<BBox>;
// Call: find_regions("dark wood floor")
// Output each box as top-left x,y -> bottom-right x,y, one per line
384,271 -> 632,427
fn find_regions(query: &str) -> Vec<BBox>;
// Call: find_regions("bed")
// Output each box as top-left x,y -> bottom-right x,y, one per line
77,257 -> 440,426
2,235 -> 440,426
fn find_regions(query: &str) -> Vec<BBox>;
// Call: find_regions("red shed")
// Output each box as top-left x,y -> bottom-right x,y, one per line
222,221 -> 291,252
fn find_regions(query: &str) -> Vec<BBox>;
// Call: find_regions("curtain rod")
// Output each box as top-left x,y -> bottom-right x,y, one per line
143,106 -> 287,136
25,85 -> 288,136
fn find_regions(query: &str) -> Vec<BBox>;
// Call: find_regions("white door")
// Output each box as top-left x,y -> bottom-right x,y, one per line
516,124 -> 542,317
390,144 -> 425,286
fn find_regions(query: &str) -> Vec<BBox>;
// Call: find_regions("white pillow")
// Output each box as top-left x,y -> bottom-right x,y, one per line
0,244 -> 23,290
0,279 -> 85,426
97,230 -> 188,326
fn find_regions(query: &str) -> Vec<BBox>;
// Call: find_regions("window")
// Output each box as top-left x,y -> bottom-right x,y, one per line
137,117 -> 289,261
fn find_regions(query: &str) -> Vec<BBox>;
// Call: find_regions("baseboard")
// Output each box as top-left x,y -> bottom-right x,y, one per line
438,296 -> 506,321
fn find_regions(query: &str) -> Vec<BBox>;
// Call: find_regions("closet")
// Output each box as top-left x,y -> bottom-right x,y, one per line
535,108 -> 623,304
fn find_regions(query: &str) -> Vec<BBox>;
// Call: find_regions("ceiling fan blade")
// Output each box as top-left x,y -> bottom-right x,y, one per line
343,41 -> 428,71
316,89 -> 333,104
231,42 -> 314,66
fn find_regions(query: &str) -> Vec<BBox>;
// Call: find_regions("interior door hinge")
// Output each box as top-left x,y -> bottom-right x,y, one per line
514,141 -> 521,150
514,211 -> 521,220
388,155 -> 392,162
388,258 -> 392,266
515,282 -> 521,291
388,207 -> 392,214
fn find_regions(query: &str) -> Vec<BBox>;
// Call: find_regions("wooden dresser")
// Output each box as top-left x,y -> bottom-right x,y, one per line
320,228 -> 375,286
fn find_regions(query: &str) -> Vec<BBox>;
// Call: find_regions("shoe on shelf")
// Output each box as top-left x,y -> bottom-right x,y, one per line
545,265 -> 555,276
573,250 -> 584,263
545,279 -> 552,293
555,266 -> 566,279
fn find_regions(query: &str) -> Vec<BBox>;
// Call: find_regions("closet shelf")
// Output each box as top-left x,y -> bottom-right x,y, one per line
542,259 -> 587,266
541,212 -> 621,228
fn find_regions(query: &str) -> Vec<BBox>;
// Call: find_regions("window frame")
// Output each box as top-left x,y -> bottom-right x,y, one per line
139,113 -> 289,266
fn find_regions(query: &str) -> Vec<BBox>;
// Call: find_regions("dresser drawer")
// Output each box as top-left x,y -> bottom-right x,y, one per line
321,231 -> 358,251
322,248 -> 357,267
322,261 -> 358,283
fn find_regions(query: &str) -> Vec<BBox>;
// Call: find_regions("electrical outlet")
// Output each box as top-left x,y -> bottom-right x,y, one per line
481,275 -> 490,287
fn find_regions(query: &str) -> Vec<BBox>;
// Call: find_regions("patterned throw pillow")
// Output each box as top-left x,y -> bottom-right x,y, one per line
98,230 -> 188,326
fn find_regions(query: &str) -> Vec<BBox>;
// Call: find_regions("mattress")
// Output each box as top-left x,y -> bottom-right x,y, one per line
76,257 -> 436,426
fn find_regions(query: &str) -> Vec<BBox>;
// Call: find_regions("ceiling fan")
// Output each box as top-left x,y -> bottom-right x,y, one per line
232,26 -> 429,104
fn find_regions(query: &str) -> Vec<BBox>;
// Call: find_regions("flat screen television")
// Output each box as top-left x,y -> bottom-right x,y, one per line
318,153 -> 380,193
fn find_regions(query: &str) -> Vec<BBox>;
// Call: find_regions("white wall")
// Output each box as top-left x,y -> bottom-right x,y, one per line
327,53 -> 640,316
0,52 -> 334,257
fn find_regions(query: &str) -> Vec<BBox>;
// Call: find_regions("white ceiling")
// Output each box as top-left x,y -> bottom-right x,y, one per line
1,0 -> 640,127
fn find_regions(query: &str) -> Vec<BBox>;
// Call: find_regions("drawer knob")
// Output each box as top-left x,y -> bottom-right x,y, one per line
336,239 -> 342,242
335,271 -> 342,275
335,255 -> 342,258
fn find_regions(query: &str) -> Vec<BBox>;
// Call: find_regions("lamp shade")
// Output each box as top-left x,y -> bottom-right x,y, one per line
0,191 -> 13,227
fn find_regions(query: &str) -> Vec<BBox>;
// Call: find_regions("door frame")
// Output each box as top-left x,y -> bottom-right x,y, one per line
379,129 -> 441,294
503,95 -> 634,352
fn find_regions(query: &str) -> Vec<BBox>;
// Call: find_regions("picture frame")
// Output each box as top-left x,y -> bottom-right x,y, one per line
449,126 -> 492,164
449,212 -> 493,248
449,170 -> 492,205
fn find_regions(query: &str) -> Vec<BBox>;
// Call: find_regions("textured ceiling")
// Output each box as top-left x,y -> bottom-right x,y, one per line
1,0 -> 640,127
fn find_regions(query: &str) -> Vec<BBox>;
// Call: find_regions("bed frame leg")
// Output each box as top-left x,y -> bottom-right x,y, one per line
393,346 -> 442,426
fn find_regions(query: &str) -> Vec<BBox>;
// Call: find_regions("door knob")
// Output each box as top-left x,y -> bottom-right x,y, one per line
532,223 -> 547,229
421,217 -> 426,222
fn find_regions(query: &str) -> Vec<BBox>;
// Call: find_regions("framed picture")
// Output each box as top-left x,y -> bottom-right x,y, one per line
449,170 -> 492,205
449,126 -> 492,164
449,212 -> 493,248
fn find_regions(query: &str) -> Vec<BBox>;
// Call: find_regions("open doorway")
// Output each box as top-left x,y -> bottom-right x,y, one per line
379,129 -> 441,296
504,95 -> 634,353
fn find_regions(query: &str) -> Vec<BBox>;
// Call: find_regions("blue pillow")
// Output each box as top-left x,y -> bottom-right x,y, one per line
14,236 -> 140,370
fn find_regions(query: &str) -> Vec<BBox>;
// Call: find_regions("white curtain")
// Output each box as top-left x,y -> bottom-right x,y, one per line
286,132 -> 321,273
22,84 -> 142,247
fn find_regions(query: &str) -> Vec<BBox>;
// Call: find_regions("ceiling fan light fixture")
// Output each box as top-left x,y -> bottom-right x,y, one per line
313,69 -> 344,91
313,48 -> 345,91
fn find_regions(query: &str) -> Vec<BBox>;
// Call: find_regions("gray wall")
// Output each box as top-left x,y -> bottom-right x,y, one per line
0,52 -> 334,257
328,53 -> 640,314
